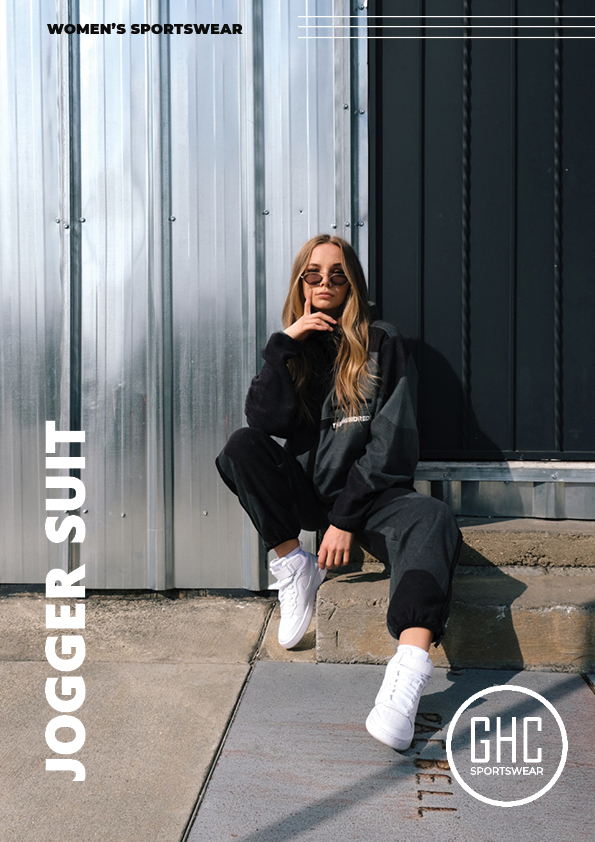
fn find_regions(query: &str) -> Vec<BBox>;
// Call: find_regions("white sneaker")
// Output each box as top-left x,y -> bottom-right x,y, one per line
270,545 -> 326,649
365,644 -> 434,751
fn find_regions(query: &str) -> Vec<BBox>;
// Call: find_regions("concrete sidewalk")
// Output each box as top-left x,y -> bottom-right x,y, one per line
1,592 -> 594,842
189,663 -> 595,842
0,593 -> 273,842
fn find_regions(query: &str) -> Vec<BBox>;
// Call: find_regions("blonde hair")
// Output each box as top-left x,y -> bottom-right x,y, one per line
281,234 -> 378,423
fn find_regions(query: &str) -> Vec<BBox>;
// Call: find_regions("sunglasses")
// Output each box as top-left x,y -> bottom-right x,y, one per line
300,271 -> 349,287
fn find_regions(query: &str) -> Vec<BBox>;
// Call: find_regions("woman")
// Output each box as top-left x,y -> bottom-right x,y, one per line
216,234 -> 462,751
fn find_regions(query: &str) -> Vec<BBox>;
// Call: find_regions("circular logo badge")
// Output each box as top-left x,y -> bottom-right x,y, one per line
446,685 -> 568,807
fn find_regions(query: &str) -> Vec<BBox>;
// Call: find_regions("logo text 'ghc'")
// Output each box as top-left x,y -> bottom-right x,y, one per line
471,716 -> 542,764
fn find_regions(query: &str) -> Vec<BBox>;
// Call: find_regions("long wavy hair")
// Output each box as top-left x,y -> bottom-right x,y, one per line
281,234 -> 378,424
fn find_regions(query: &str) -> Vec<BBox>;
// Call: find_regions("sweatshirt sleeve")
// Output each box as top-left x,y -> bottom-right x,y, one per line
245,331 -> 303,437
327,330 -> 419,532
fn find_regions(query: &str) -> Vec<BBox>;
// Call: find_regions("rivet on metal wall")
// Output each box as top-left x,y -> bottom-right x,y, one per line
345,222 -> 350,227
331,223 -> 337,229
169,216 -> 176,222
203,511 -> 208,516
55,218 -> 60,223
121,513 -> 126,517
357,221 -> 364,227
343,103 -> 349,109
63,223 -> 69,229
262,210 -> 269,215
82,509 -> 89,514
79,217 -> 86,223
358,109 -> 365,115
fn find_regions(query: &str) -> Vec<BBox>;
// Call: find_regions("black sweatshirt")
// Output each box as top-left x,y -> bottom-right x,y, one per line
244,320 -> 419,532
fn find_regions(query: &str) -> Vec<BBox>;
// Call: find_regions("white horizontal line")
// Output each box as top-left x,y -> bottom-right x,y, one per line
299,36 -> 595,40
298,15 -> 595,18
419,461 -> 595,469
299,25 -> 590,29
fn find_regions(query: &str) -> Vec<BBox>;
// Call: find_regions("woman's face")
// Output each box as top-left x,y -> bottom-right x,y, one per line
302,243 -> 351,318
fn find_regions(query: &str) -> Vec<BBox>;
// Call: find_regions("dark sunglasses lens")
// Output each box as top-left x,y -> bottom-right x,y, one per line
302,272 -> 348,286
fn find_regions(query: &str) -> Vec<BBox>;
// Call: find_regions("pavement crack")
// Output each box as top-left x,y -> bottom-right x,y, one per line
180,600 -> 275,842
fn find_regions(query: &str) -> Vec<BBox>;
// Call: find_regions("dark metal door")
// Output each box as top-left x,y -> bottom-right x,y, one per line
368,0 -> 595,461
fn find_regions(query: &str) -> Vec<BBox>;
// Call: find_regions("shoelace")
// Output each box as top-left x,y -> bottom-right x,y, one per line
383,666 -> 427,714
277,571 -> 298,615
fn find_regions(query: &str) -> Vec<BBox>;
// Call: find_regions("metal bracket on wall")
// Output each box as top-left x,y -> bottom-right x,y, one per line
414,462 -> 595,519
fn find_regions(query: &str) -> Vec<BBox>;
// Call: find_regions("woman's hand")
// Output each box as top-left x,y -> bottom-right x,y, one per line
318,525 -> 353,570
284,286 -> 337,341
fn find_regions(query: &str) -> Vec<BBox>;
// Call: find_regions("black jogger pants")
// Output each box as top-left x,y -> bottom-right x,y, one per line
216,427 -> 462,646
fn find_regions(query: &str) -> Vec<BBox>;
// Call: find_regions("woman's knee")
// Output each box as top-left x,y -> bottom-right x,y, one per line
414,494 -> 456,524
218,426 -> 270,464
408,494 -> 461,549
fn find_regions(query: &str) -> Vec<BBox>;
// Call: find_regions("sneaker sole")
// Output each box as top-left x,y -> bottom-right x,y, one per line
278,567 -> 326,649
365,709 -> 413,752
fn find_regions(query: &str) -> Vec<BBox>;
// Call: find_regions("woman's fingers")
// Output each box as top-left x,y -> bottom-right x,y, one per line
320,549 -> 345,569
318,312 -> 337,324
299,289 -> 339,335
304,286 -> 313,316
307,315 -> 336,332
317,526 -> 352,569
319,543 -> 337,570
318,545 -> 327,569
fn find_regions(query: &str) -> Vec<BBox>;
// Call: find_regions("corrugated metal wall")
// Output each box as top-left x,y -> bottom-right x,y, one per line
79,0 -> 172,589
1,0 -> 367,588
0,0 -> 65,582
170,0 -> 260,589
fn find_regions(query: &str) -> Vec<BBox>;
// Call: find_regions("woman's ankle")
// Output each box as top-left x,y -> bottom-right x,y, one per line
398,627 -> 433,652
274,538 -> 300,558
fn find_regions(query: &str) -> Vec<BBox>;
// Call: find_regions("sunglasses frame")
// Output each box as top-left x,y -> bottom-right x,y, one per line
300,271 -> 349,287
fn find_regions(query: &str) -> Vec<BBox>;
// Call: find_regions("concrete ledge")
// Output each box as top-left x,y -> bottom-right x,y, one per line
0,594 -> 273,664
316,566 -> 595,672
260,605 -> 317,662
458,517 -> 595,567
